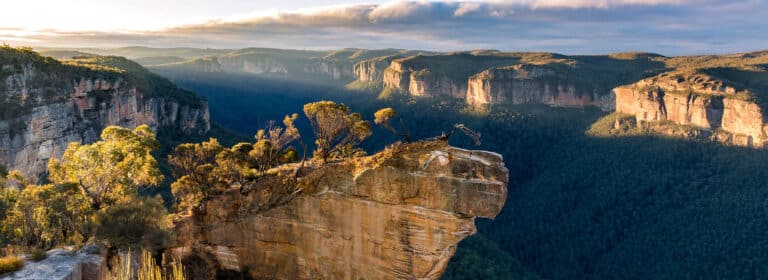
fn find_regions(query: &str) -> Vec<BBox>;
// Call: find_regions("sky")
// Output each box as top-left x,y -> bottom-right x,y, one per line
0,0 -> 765,55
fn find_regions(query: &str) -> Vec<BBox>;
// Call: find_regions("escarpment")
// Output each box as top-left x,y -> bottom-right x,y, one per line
613,71 -> 767,146
373,52 -> 664,110
0,50 -> 210,179
151,49 -> 430,84
466,64 -> 610,110
354,55 -> 404,82
383,59 -> 468,99
171,141 -> 508,280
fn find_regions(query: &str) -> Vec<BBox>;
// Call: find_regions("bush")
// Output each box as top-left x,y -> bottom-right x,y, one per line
30,248 -> 47,261
0,255 -> 24,275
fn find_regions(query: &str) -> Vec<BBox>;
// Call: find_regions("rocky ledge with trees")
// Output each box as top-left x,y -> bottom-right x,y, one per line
0,101 -> 505,279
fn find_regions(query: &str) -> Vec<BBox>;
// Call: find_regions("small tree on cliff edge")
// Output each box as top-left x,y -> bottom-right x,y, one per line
304,101 -> 372,163
374,107 -> 411,143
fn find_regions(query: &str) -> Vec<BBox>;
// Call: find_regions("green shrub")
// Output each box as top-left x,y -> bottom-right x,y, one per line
29,248 -> 47,261
0,255 -> 24,275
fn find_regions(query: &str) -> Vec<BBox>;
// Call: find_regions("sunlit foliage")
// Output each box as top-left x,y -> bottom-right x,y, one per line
0,255 -> 24,274
304,101 -> 371,162
169,114 -> 301,211
48,125 -> 163,210
0,125 -> 169,252
374,107 -> 410,142
113,249 -> 187,280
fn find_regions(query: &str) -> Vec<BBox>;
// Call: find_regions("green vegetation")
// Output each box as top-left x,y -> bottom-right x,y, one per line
1,125 -> 170,253
49,125 -> 163,211
0,255 -> 24,275
374,107 -> 410,142
345,80 -> 383,92
169,114 -> 302,211
304,101 -> 372,162
586,112 -> 646,137
29,248 -> 46,261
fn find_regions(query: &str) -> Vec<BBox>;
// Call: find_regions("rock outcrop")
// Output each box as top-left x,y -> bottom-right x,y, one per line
171,141 -> 508,279
383,60 -> 467,99
372,53 -> 656,111
0,57 -> 210,179
0,245 -> 105,280
613,72 -> 766,146
354,55 -> 402,83
466,64 -> 610,110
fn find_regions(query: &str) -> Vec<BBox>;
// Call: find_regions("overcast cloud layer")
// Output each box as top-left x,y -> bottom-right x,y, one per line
2,0 -> 766,55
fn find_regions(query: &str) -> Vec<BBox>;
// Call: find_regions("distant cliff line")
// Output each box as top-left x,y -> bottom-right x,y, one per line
39,47 -> 768,147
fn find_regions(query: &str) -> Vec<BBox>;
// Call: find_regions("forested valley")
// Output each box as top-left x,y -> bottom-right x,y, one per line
159,72 -> 768,279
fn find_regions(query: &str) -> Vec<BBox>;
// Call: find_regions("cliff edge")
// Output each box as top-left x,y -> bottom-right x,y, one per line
171,141 -> 508,279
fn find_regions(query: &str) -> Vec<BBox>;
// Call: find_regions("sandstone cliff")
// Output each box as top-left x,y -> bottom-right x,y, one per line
383,67 -> 467,99
171,141 -> 508,279
0,50 -> 210,179
382,56 -> 478,99
374,52 -> 663,110
354,55 -> 403,83
466,64 -> 612,110
613,71 -> 766,146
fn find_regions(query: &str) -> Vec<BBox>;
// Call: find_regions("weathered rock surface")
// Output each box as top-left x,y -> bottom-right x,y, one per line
0,245 -> 105,280
383,60 -> 467,99
466,64 -> 608,110
304,58 -> 355,81
354,55 -> 403,83
171,141 -> 508,280
0,62 -> 210,179
613,72 -> 766,146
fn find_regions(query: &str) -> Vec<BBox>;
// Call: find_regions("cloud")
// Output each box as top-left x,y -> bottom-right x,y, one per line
2,0 -> 766,55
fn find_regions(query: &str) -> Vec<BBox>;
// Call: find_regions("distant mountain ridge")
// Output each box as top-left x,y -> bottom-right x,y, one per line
38,46 -> 768,147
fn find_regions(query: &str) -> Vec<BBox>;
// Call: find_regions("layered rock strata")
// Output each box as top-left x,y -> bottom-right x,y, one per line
0,63 -> 210,179
171,141 -> 508,279
613,73 -> 765,146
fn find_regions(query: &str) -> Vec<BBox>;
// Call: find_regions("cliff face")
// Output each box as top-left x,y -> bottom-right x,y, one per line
613,72 -> 766,146
383,60 -> 466,99
466,64 -> 611,110
354,55 -> 401,82
217,56 -> 289,76
304,58 -> 355,81
171,142 -> 508,280
0,62 -> 210,179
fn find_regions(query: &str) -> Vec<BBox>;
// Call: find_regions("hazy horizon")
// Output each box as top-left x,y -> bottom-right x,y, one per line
27,45 -> 768,58
2,0 -> 767,56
